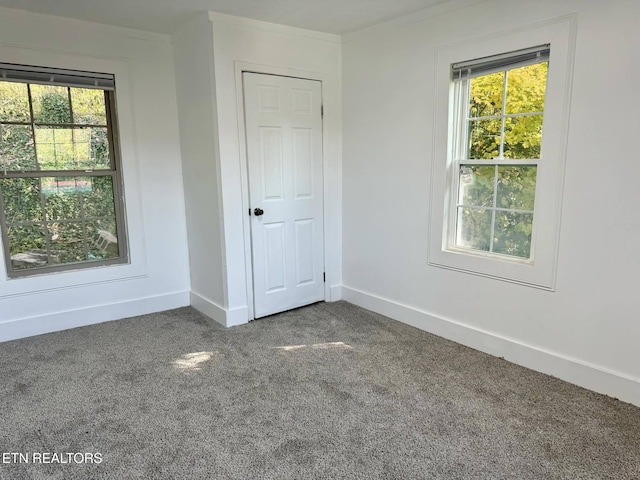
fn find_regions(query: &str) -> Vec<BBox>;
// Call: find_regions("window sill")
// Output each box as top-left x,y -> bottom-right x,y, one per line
444,245 -> 535,266
428,254 -> 553,291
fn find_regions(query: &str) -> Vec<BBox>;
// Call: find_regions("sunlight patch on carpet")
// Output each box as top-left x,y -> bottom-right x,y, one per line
172,351 -> 214,371
273,342 -> 352,352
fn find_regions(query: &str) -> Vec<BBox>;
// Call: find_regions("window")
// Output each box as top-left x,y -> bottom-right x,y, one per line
450,45 -> 549,260
428,19 -> 575,289
0,63 -> 128,277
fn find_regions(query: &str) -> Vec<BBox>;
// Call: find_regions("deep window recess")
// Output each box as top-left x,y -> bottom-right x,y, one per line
449,45 -> 549,260
0,63 -> 128,277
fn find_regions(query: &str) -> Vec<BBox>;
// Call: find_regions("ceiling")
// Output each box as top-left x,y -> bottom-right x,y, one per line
0,0 -> 452,35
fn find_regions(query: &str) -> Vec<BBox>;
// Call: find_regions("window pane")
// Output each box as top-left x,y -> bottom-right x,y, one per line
35,127 -> 75,169
7,224 -> 48,270
42,176 -> 115,220
8,219 -> 121,270
458,165 -> 495,207
0,81 -> 30,122
503,115 -> 543,159
70,88 -> 107,125
506,63 -> 548,114
31,85 -> 71,124
35,126 -> 109,170
497,166 -> 537,211
0,178 -> 42,222
492,212 -> 533,258
0,124 -> 37,171
468,119 -> 501,159
43,177 -> 82,220
49,221 -> 87,264
1,175 -> 121,271
469,71 -> 504,117
88,219 -> 119,259
88,127 -> 111,169
456,207 -> 491,252
83,176 -> 116,218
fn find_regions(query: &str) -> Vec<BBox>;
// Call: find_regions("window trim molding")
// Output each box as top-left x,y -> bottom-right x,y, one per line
0,47 -> 148,297
428,15 -> 578,290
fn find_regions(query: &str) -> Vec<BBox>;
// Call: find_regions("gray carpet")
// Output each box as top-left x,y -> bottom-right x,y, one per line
0,301 -> 638,479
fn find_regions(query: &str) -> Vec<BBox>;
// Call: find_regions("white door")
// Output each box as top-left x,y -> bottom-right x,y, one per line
243,72 -> 324,318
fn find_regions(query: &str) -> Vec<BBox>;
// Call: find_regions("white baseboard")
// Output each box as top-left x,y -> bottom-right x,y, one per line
190,291 -> 227,327
329,284 -> 342,302
227,306 -> 249,327
342,285 -> 640,407
0,290 -> 190,343
190,291 -> 249,328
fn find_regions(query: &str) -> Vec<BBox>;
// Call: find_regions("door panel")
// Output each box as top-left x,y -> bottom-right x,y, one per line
243,73 -> 324,318
294,218 -> 315,286
259,127 -> 284,200
264,222 -> 286,293
293,128 -> 313,198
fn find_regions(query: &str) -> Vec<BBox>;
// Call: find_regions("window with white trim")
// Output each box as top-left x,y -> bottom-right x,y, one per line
428,19 -> 575,290
0,63 -> 128,278
450,45 -> 549,260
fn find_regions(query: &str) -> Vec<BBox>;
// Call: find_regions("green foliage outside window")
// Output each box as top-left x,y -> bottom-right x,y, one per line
456,62 -> 547,259
0,81 -> 121,272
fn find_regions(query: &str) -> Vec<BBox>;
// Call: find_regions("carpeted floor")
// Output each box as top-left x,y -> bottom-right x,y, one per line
0,301 -> 638,479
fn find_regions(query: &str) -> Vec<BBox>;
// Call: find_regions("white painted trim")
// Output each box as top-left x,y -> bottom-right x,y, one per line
329,284 -> 342,302
190,291 -> 249,328
342,285 -> 640,408
234,61 -> 333,320
0,290 -> 190,343
427,15 -> 577,290
208,12 -> 341,44
234,62 -> 256,321
0,273 -> 147,299
0,49 -> 148,294
190,291 -> 227,327
227,306 -> 250,327
342,0 -> 488,44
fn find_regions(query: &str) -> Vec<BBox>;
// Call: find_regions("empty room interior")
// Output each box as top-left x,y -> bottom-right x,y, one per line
0,0 -> 639,478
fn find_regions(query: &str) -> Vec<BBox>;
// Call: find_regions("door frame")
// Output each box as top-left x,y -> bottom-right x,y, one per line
235,62 -> 330,320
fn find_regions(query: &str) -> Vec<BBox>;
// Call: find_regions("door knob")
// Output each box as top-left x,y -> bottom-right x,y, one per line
254,207 -> 264,216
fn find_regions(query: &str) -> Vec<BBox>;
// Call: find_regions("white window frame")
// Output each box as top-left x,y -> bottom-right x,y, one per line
428,18 -> 576,290
448,46 -> 547,262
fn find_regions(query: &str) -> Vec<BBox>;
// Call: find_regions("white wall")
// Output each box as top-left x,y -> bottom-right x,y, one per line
0,8 -> 191,340
180,13 -> 343,326
342,0 -> 640,406
172,17 -> 227,322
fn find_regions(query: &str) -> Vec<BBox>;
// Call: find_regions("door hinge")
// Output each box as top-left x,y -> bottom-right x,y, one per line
248,208 -> 251,216
321,104 -> 324,118
323,272 -> 326,283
